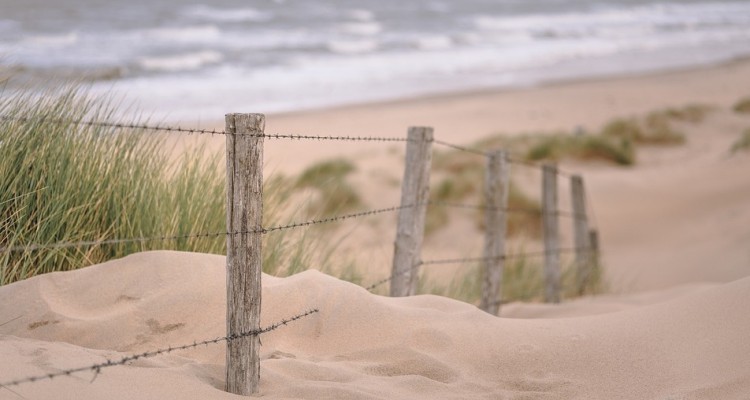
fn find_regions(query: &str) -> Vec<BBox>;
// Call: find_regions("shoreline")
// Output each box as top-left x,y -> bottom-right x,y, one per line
266,55 -> 750,124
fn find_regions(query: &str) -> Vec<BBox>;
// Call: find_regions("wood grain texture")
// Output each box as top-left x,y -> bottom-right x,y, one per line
480,150 -> 510,315
225,113 -> 264,395
390,127 -> 433,297
542,163 -> 561,303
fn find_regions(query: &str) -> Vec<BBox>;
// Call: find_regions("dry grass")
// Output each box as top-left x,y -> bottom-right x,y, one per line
733,97 -> 750,114
417,248 -> 606,305
730,129 -> 750,153
294,158 -> 363,217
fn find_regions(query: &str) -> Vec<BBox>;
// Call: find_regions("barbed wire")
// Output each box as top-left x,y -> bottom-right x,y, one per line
0,309 -> 318,388
427,201 -> 579,219
0,115 -> 227,136
432,139 -> 489,157
366,246 -> 590,291
0,115 -> 412,142
0,204 -> 418,254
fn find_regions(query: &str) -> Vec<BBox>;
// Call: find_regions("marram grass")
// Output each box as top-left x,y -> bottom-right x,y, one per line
0,87 -> 346,284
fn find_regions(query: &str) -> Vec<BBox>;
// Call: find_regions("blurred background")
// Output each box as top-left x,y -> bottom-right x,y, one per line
2,0 -> 750,121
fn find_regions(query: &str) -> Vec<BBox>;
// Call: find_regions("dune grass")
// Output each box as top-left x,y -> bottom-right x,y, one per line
733,97 -> 750,114
0,87 -> 350,285
429,151 -> 541,236
294,158 -> 362,217
730,129 -> 750,153
526,134 -> 635,165
417,250 -> 606,305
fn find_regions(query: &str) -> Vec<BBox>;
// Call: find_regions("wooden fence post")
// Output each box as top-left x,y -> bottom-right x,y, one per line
390,126 -> 433,297
225,113 -> 264,395
542,163 -> 561,303
480,150 -> 510,315
570,175 -> 592,295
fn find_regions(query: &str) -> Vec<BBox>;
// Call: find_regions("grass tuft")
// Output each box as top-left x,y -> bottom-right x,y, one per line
733,97 -> 750,114
295,158 -> 362,217
730,128 -> 750,153
0,86 -> 354,284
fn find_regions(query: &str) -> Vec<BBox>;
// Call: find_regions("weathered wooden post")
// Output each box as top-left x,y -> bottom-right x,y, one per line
542,163 -> 561,303
480,150 -> 510,315
225,113 -> 264,395
570,175 -> 592,295
391,126 -> 433,297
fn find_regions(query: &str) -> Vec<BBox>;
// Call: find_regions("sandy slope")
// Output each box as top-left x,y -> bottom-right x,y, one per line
1,251 -> 749,400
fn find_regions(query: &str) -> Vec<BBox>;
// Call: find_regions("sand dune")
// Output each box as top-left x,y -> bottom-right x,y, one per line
1,251 -> 749,399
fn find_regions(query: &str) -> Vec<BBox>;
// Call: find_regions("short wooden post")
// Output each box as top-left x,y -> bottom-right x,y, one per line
571,175 -> 591,295
480,150 -> 510,315
225,113 -> 264,395
390,126 -> 433,297
542,163 -> 561,303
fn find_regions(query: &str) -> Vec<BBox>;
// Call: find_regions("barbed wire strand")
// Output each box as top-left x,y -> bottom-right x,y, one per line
0,115 -> 413,142
432,139 -> 489,157
427,201 -> 579,219
0,309 -> 319,388
366,246 -> 591,291
0,204 -> 418,253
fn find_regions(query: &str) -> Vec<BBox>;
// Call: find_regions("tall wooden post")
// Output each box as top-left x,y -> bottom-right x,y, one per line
225,113 -> 264,395
542,163 -> 561,303
391,127 -> 433,297
570,175 -> 591,295
480,150 -> 510,315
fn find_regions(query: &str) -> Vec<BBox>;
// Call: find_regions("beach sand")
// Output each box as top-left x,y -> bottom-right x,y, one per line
1,60 -> 750,398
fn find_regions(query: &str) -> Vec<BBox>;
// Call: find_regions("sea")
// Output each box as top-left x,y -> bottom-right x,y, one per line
1,0 -> 750,121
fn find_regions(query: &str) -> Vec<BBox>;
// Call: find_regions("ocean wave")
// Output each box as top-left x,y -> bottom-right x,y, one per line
139,25 -> 221,44
415,35 -> 453,50
338,22 -> 383,36
327,39 -> 379,54
181,5 -> 273,23
346,9 -> 375,22
474,1 -> 750,39
137,50 -> 223,72
21,32 -> 78,47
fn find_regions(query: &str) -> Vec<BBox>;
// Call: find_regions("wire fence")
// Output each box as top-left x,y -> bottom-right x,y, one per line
1,112 -> 600,392
0,309 -> 319,388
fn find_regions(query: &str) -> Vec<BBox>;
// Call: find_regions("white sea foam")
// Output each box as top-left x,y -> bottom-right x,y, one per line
139,25 -> 222,44
346,9 -> 375,22
181,5 -> 273,23
22,32 -> 79,47
327,39 -> 379,54
137,50 -> 223,72
415,35 -> 453,50
339,22 -> 383,36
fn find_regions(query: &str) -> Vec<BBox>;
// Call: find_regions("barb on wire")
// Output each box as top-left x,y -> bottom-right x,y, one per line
1,204 -> 419,254
0,309 -> 319,388
432,139 -> 489,157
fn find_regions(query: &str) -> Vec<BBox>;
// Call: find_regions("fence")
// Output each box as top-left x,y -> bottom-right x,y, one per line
0,112 -> 600,396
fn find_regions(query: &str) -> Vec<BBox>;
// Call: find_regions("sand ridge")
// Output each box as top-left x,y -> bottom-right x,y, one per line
1,251 -> 749,399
